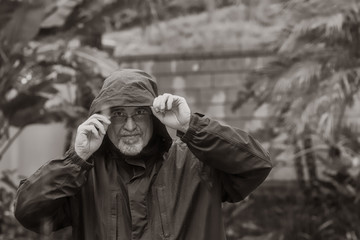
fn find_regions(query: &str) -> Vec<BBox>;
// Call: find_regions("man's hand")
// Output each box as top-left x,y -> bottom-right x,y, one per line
74,114 -> 111,160
151,93 -> 191,132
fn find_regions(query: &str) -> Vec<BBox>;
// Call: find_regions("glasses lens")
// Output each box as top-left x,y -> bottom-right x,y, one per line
110,109 -> 151,123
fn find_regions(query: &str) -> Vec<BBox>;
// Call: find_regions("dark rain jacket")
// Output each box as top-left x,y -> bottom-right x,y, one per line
14,69 -> 272,240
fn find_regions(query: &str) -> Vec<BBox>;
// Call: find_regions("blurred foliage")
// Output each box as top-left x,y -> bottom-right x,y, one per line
0,0 -> 123,161
104,0 -> 289,56
233,0 -> 360,239
224,182 -> 360,240
0,170 -> 38,239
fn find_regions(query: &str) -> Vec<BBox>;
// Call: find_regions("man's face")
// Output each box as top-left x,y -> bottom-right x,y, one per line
107,106 -> 153,156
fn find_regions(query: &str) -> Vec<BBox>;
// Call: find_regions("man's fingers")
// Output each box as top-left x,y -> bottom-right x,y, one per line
166,94 -> 174,110
158,95 -> 166,112
86,114 -> 111,125
80,114 -> 111,134
153,93 -> 175,112
86,119 -> 107,135
80,125 -> 100,138
150,106 -> 163,119
153,95 -> 161,112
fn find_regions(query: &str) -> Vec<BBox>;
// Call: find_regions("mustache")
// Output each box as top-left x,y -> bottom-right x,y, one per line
118,130 -> 141,136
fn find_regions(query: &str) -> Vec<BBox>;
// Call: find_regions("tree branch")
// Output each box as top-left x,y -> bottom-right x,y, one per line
0,127 -> 24,161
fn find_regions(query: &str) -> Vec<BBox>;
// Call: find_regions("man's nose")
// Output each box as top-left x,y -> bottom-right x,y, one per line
123,117 -> 136,131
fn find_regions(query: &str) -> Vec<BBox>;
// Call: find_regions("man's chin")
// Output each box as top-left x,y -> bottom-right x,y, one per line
117,141 -> 144,156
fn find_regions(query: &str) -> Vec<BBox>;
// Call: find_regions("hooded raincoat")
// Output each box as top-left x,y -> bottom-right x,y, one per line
14,69 -> 272,240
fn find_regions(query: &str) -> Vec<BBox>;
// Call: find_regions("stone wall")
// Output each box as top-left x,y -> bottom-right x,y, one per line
119,52 -> 274,132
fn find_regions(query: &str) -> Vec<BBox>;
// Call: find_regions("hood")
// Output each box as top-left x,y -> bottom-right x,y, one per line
89,69 -> 158,114
90,69 -> 172,152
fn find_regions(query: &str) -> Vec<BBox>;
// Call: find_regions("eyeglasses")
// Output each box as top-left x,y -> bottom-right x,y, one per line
110,108 -> 151,124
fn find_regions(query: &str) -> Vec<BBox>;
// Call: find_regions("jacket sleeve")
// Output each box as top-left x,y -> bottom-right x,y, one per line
178,113 -> 272,202
14,148 -> 93,234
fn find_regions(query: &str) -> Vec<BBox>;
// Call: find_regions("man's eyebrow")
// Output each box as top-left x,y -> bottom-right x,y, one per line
110,106 -> 150,112
136,106 -> 150,111
111,107 -> 125,112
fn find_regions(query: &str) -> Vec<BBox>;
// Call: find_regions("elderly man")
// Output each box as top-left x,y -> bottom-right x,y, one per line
14,69 -> 272,240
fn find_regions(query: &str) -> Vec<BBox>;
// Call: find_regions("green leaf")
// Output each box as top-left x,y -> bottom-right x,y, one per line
73,46 -> 119,77
77,0 -> 117,21
35,39 -> 66,62
47,103 -> 86,119
28,80 -> 58,94
0,0 -> 21,31
0,110 -> 9,145
41,0 -> 83,28
3,94 -> 48,127
0,0 -> 47,46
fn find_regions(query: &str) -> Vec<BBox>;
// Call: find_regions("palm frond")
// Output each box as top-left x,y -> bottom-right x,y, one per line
291,66 -> 360,139
279,1 -> 360,55
285,0 -> 357,18
279,13 -> 345,53
273,61 -> 322,93
297,14 -> 344,37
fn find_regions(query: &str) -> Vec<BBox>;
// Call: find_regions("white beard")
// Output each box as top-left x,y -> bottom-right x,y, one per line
117,136 -> 144,156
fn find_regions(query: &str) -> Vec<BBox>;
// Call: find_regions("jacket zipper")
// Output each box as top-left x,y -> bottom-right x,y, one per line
156,187 -> 171,239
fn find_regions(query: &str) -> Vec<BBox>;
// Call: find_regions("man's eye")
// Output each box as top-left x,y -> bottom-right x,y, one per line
112,112 -> 126,117
136,109 -> 148,115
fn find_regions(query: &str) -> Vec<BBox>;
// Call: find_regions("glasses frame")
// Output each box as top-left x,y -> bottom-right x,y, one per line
110,107 -> 152,124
